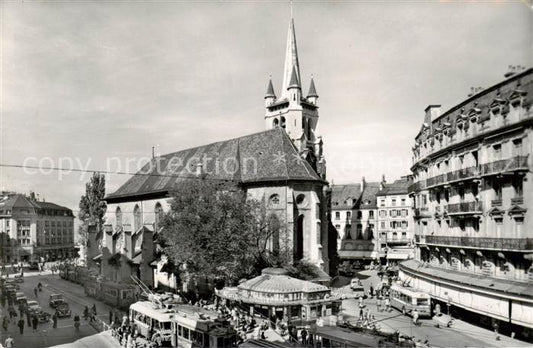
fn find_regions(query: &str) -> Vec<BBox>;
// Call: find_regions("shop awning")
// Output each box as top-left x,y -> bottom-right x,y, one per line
386,253 -> 410,260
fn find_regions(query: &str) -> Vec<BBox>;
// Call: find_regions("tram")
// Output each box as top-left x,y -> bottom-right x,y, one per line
129,297 -> 236,347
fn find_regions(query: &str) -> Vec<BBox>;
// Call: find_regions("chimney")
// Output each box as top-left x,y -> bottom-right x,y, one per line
361,176 -> 366,191
424,105 -> 441,123
380,174 -> 386,190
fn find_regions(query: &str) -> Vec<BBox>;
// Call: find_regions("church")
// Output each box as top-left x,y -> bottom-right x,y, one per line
97,17 -> 333,289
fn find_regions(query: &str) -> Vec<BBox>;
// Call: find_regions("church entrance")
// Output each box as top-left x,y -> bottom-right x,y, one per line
294,215 -> 304,261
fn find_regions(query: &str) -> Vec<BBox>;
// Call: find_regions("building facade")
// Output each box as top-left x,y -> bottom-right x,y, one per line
0,193 -> 75,263
332,179 -> 381,263
376,176 -> 415,262
99,17 -> 333,291
332,177 -> 415,265
405,68 -> 533,339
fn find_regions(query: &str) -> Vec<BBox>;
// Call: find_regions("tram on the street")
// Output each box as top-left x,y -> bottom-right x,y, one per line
129,299 -> 236,348
389,284 -> 431,317
130,300 -> 174,347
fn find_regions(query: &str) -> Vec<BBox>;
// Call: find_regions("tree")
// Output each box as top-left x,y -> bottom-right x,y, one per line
78,173 -> 107,247
160,179 -> 289,285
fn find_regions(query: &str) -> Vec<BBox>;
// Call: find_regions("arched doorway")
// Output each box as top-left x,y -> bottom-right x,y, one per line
294,215 -> 304,261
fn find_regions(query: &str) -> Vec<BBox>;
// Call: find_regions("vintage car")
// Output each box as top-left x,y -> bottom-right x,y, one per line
27,300 -> 41,314
4,280 -> 19,290
15,292 -> 28,306
55,302 -> 71,318
49,294 -> 65,308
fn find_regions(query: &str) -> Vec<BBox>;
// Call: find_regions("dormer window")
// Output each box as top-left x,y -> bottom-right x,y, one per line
468,108 -> 481,123
509,89 -> 526,108
490,98 -> 506,115
280,116 -> 286,129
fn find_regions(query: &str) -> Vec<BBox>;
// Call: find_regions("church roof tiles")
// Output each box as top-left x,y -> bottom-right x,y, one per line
105,129 -> 324,203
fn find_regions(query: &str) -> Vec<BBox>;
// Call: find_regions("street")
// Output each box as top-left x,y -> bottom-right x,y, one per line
333,269 -> 531,348
0,270 -> 120,348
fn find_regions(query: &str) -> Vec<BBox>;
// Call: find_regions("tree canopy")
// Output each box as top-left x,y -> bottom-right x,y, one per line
78,172 -> 107,240
160,179 -> 292,284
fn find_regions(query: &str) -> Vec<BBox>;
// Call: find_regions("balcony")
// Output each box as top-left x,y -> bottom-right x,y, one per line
481,156 -> 529,177
414,207 -> 430,218
425,236 -> 532,251
511,196 -> 524,205
447,166 -> 480,183
447,201 -> 483,215
419,156 -> 529,191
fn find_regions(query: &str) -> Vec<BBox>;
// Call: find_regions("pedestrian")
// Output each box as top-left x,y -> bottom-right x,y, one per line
109,309 -> 113,324
4,335 -> 13,348
385,298 -> 391,312
2,317 -> 9,331
52,312 -> 58,329
301,328 -> 308,346
34,287 -> 38,298
26,309 -> 31,326
83,306 -> 89,320
370,284 -> 374,297
32,315 -> 38,333
376,297 -> 382,312
17,317 -> 24,334
92,303 -> 97,316
412,308 -> 419,326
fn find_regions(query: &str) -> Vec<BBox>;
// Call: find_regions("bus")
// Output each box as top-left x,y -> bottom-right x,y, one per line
389,284 -> 431,318
129,299 -> 236,348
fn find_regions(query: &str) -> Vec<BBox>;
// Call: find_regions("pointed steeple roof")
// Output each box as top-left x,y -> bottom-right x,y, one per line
288,65 -> 300,89
307,77 -> 318,97
265,79 -> 276,98
280,18 -> 301,97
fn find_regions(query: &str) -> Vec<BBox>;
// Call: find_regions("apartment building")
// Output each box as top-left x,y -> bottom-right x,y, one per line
404,68 -> 533,340
376,176 -> 414,262
0,192 -> 75,263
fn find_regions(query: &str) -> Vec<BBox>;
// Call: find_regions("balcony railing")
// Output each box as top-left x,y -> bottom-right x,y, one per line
425,236 -> 532,250
447,201 -> 483,215
413,156 -> 529,192
481,156 -> 529,177
491,199 -> 502,207
511,196 -> 524,205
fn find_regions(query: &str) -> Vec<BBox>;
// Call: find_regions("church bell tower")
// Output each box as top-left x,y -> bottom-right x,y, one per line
264,18 -> 326,179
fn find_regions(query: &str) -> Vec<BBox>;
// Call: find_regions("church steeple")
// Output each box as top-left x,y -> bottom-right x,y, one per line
280,18 -> 301,98
263,15 -> 326,180
307,77 -> 318,105
265,78 -> 276,107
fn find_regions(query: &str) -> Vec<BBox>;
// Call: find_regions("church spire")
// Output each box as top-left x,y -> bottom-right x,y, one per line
281,18 -> 301,98
265,78 -> 276,98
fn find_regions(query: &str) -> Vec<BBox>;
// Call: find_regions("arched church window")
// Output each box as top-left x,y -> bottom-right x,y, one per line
133,205 -> 141,232
154,203 -> 163,232
296,194 -> 306,207
272,118 -> 279,128
280,117 -> 286,129
269,194 -> 280,206
115,207 -> 123,229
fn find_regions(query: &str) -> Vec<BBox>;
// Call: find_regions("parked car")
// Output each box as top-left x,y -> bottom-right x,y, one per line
15,293 -> 28,307
27,300 -> 41,314
49,294 -> 65,308
55,302 -> 71,318
4,280 -> 19,290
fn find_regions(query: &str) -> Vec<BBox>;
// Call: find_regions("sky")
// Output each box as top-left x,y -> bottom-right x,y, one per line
1,0 -> 531,214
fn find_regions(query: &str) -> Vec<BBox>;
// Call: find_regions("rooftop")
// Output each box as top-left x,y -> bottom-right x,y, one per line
106,129 -> 325,203
376,177 -> 411,196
